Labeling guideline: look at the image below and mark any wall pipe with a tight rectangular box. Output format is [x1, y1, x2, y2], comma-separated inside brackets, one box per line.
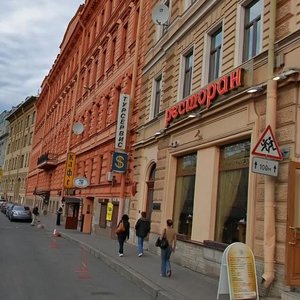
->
[262, 0, 277, 288]
[118, 0, 145, 221]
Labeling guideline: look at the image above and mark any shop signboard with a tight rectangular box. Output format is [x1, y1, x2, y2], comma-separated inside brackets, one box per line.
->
[112, 151, 128, 173]
[217, 242, 259, 300]
[64, 152, 76, 189]
[106, 202, 113, 221]
[115, 94, 130, 150]
[73, 176, 90, 188]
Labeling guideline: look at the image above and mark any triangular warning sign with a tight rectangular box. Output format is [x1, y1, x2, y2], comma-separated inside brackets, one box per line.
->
[252, 125, 283, 160]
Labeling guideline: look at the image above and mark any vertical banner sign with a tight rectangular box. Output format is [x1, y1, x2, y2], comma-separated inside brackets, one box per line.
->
[64, 152, 76, 189]
[106, 202, 113, 221]
[115, 94, 130, 150]
[217, 242, 259, 300]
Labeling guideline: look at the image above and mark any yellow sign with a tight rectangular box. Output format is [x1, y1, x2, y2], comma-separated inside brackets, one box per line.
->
[106, 202, 113, 221]
[64, 152, 76, 188]
[217, 242, 258, 300]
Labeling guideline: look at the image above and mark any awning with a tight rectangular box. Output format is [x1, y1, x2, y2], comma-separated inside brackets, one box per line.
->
[63, 197, 82, 204]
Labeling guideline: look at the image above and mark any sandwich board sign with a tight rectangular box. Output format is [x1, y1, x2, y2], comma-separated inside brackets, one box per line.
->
[251, 125, 282, 160]
[217, 242, 259, 300]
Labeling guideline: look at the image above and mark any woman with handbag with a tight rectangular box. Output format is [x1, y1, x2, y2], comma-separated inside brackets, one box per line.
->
[116, 214, 130, 257]
[160, 219, 176, 277]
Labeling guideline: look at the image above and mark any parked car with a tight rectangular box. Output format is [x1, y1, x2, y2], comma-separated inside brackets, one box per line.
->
[9, 205, 32, 222]
[1, 201, 7, 214]
[5, 203, 15, 217]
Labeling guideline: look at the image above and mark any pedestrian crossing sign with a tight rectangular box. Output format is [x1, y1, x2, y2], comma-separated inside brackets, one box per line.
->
[251, 125, 283, 160]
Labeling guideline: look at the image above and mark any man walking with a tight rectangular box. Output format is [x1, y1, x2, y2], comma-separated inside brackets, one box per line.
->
[135, 211, 151, 257]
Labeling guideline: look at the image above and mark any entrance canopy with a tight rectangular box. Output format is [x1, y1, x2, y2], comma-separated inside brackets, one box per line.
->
[63, 197, 82, 204]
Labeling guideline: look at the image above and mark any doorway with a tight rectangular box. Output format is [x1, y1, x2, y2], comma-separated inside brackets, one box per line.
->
[286, 161, 300, 285]
[82, 197, 94, 234]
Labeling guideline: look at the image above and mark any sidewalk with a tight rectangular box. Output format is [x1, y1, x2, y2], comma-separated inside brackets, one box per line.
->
[38, 213, 219, 300]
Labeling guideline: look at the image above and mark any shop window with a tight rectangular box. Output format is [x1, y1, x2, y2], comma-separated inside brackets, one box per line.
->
[215, 140, 250, 244]
[173, 153, 197, 240]
[243, 0, 262, 61]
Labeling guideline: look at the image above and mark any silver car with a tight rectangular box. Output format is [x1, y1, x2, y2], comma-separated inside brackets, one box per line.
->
[9, 205, 32, 222]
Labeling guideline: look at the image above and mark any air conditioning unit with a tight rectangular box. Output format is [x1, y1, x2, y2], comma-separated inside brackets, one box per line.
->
[106, 171, 113, 182]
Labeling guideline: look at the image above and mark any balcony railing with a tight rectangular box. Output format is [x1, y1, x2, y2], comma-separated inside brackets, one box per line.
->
[37, 153, 58, 170]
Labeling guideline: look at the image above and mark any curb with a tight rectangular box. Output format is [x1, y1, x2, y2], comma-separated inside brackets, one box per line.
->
[60, 232, 172, 300]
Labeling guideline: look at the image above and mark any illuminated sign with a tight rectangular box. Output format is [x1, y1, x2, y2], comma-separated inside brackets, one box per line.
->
[64, 152, 76, 189]
[165, 68, 243, 127]
[115, 94, 130, 150]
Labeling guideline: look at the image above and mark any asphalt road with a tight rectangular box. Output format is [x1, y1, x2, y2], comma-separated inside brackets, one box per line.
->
[0, 212, 153, 300]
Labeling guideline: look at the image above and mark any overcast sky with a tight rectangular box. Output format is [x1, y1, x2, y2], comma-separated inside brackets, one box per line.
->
[0, 0, 84, 113]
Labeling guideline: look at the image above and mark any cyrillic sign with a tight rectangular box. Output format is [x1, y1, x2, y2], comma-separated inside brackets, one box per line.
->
[165, 68, 243, 127]
[115, 94, 130, 150]
[64, 152, 76, 189]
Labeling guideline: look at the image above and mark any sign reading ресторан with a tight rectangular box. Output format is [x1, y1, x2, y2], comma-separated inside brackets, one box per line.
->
[115, 94, 130, 150]
[165, 68, 243, 127]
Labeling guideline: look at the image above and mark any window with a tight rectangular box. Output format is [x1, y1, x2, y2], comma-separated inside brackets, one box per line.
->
[173, 153, 197, 240]
[162, 0, 170, 35]
[243, 0, 262, 61]
[208, 27, 222, 82]
[152, 75, 162, 118]
[215, 140, 250, 244]
[182, 49, 194, 98]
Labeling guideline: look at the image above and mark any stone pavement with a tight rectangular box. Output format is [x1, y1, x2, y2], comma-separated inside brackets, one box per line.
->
[38, 213, 220, 300]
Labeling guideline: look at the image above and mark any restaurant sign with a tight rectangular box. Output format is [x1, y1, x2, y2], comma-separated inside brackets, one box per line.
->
[165, 68, 243, 127]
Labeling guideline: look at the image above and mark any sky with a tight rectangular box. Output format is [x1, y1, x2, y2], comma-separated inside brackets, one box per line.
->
[0, 0, 84, 112]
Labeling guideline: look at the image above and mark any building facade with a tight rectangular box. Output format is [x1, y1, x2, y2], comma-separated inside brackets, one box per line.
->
[26, 0, 147, 236]
[0, 110, 11, 196]
[132, 0, 300, 298]
[2, 97, 36, 203]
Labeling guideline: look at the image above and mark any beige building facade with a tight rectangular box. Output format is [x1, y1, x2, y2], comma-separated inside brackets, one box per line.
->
[1, 96, 36, 204]
[132, 0, 300, 298]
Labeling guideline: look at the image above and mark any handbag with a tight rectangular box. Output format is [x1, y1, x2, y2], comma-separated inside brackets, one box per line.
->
[155, 229, 169, 249]
[115, 221, 126, 234]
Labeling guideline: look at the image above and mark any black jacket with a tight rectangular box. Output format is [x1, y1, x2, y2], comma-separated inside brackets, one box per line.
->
[135, 217, 150, 238]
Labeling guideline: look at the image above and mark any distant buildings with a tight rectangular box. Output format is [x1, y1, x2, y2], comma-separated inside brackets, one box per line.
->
[1, 96, 36, 203]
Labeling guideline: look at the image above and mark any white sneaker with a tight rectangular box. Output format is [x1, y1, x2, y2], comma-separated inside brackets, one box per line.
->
[138, 253, 143, 257]
[119, 253, 123, 257]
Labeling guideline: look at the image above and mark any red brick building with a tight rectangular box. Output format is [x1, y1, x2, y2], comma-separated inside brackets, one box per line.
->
[26, 0, 148, 236]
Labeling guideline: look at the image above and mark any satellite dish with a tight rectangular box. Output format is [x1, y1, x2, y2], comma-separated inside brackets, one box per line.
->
[72, 122, 84, 135]
[152, 4, 169, 25]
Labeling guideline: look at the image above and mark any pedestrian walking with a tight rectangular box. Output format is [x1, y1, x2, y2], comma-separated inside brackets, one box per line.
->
[160, 219, 176, 277]
[115, 214, 130, 257]
[31, 206, 39, 226]
[135, 211, 150, 257]
[56, 206, 63, 226]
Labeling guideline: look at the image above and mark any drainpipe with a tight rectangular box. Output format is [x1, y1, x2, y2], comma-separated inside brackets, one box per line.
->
[262, 0, 277, 288]
[62, 14, 86, 201]
[34, 82, 51, 208]
[118, 0, 145, 221]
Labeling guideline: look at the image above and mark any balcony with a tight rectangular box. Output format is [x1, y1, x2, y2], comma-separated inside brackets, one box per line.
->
[37, 153, 58, 170]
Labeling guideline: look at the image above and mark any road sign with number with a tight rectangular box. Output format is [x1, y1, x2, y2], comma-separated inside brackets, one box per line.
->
[251, 157, 279, 177]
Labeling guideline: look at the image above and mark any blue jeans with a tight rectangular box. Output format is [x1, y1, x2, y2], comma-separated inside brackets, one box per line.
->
[160, 246, 172, 277]
[137, 236, 144, 254]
